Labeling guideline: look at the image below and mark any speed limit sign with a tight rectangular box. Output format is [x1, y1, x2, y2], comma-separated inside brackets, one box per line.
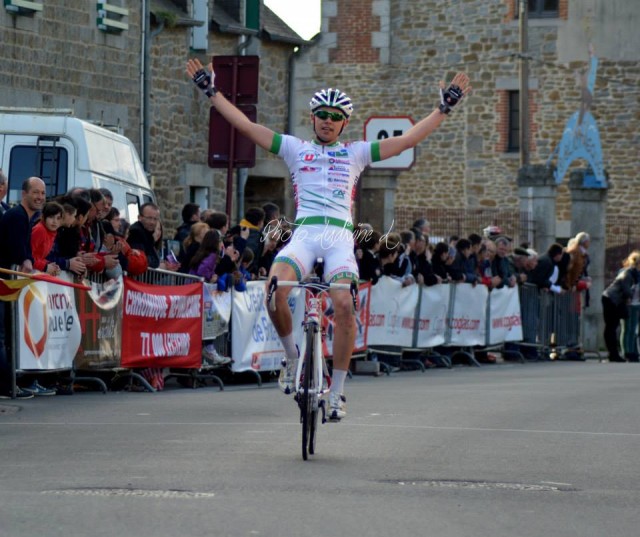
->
[364, 116, 415, 169]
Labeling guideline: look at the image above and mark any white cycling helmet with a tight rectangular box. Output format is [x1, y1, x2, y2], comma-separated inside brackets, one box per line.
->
[309, 88, 354, 119]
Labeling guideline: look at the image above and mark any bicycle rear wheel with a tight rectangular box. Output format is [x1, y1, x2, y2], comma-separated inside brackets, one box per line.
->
[301, 326, 317, 460]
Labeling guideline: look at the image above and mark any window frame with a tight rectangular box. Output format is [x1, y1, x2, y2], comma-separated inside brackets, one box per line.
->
[507, 90, 520, 153]
[7, 144, 69, 202]
[515, 0, 559, 19]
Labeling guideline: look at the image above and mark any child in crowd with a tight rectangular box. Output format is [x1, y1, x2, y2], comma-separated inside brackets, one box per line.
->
[431, 242, 453, 282]
[189, 229, 223, 282]
[257, 228, 278, 278]
[153, 219, 179, 272]
[46, 197, 88, 276]
[104, 206, 122, 236]
[31, 201, 65, 275]
[449, 238, 475, 283]
[62, 202, 78, 228]
[217, 247, 252, 292]
[238, 248, 254, 283]
[179, 222, 209, 273]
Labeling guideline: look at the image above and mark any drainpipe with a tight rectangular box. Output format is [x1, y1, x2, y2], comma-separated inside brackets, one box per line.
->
[140, 0, 149, 172]
[284, 35, 320, 216]
[287, 34, 321, 135]
[236, 33, 251, 221]
[141, 1, 165, 174]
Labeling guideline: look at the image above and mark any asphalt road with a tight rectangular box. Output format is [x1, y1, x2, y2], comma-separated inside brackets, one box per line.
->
[1, 360, 639, 537]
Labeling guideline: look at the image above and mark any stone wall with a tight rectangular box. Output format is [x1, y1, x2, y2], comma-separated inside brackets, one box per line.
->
[152, 33, 294, 226]
[293, 0, 640, 245]
[149, 31, 239, 226]
[0, 1, 298, 232]
[2, 0, 638, 241]
[0, 0, 141, 142]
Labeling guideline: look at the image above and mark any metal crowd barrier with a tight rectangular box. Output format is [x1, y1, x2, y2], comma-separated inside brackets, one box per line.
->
[443, 283, 483, 366]
[5, 267, 108, 398]
[74, 269, 152, 392]
[518, 283, 583, 359]
[129, 268, 226, 391]
[367, 282, 585, 371]
[130, 267, 203, 286]
[366, 283, 461, 372]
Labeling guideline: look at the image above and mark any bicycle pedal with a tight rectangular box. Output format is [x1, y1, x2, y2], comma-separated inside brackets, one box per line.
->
[319, 400, 327, 423]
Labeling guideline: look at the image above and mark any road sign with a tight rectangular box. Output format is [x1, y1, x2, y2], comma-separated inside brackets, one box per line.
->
[208, 55, 260, 216]
[208, 105, 256, 169]
[212, 55, 259, 104]
[364, 116, 415, 169]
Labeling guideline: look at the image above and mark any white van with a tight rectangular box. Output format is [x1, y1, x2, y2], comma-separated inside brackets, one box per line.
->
[0, 107, 155, 223]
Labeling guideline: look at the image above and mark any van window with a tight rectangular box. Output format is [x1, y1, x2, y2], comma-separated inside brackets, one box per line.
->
[126, 193, 140, 224]
[7, 145, 68, 202]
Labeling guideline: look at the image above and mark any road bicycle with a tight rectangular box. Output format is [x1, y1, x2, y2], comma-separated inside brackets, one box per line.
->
[267, 270, 357, 460]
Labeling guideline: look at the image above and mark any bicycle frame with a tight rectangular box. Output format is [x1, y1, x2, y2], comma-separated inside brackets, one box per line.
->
[267, 275, 357, 460]
[270, 279, 349, 395]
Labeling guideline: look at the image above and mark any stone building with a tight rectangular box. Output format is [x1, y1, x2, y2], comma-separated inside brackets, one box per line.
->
[1, 0, 638, 248]
[289, 0, 639, 244]
[0, 0, 306, 228]
[1, 0, 638, 351]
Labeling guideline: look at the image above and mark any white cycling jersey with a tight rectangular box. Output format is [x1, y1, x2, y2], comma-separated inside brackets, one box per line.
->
[270, 134, 381, 229]
[269, 133, 382, 281]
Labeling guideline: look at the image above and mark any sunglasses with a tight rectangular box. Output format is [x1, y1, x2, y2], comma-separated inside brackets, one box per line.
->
[313, 110, 345, 122]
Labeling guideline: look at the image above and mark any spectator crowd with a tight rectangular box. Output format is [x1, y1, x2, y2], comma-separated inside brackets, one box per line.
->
[0, 170, 635, 398]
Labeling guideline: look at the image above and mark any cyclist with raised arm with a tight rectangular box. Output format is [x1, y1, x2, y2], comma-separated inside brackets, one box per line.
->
[186, 58, 470, 421]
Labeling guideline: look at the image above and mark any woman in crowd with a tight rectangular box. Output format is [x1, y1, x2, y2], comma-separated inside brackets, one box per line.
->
[356, 229, 381, 284]
[378, 232, 402, 278]
[601, 250, 640, 363]
[431, 242, 452, 282]
[566, 231, 592, 292]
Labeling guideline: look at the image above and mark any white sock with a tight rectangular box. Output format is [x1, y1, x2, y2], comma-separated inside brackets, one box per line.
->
[331, 369, 348, 395]
[281, 334, 298, 363]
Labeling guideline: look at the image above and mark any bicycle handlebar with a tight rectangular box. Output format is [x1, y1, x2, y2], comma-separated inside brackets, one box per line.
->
[266, 276, 358, 312]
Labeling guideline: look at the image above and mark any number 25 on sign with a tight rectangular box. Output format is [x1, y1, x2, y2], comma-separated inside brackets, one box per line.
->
[364, 116, 415, 170]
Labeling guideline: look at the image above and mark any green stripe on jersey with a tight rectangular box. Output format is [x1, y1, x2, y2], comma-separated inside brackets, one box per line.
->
[371, 141, 381, 162]
[270, 133, 283, 154]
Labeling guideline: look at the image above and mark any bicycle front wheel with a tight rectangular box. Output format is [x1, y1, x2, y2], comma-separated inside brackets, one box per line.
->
[301, 325, 317, 461]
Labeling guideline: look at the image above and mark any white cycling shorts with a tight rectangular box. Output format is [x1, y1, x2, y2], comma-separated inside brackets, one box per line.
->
[273, 224, 358, 282]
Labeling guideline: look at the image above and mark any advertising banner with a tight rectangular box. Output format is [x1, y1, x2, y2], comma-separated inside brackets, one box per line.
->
[487, 286, 523, 344]
[367, 276, 419, 347]
[120, 277, 203, 368]
[447, 283, 488, 346]
[231, 281, 305, 372]
[17, 272, 81, 370]
[416, 284, 449, 348]
[202, 283, 231, 339]
[74, 277, 123, 369]
[322, 282, 371, 357]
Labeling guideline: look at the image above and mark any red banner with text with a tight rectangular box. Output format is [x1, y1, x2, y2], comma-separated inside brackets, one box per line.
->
[121, 277, 203, 368]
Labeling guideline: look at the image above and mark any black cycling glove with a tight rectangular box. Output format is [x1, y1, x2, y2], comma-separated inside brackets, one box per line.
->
[192, 68, 217, 98]
[438, 84, 464, 114]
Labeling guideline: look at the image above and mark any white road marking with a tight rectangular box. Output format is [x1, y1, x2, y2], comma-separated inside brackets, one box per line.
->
[2, 421, 639, 437]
